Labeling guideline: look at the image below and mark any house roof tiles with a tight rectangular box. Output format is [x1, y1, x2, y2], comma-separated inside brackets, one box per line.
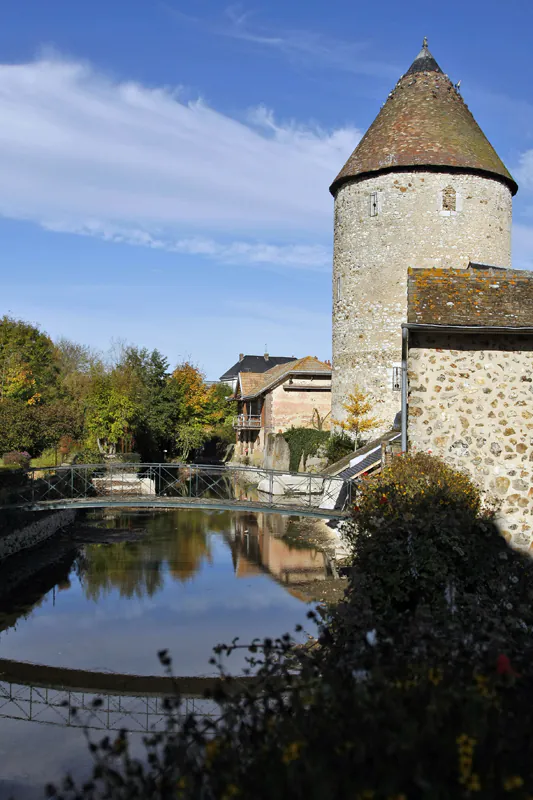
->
[220, 355, 294, 381]
[330, 41, 517, 196]
[237, 356, 331, 399]
[407, 266, 533, 327]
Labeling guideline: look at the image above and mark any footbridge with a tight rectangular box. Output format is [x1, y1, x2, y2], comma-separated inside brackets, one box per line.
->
[3, 463, 352, 519]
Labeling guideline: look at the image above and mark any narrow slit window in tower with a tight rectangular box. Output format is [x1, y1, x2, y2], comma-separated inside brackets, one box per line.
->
[370, 192, 379, 216]
[392, 366, 402, 392]
[442, 186, 457, 212]
[336, 275, 342, 301]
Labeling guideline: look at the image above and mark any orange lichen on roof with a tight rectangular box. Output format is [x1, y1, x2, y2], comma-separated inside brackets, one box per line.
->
[407, 267, 533, 327]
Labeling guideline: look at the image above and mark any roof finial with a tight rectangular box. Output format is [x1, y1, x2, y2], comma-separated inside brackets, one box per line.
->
[423, 36, 428, 49]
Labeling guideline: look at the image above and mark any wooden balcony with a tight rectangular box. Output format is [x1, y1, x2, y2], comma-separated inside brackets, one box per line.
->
[233, 414, 262, 430]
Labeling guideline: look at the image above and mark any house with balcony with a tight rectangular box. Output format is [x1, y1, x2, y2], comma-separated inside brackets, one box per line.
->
[232, 356, 332, 464]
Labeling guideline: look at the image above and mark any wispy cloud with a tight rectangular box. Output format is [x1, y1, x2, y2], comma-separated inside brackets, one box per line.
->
[513, 222, 533, 270]
[221, 4, 399, 79]
[0, 55, 359, 269]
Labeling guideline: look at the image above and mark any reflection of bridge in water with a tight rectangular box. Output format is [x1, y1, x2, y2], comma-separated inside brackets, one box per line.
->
[3, 463, 351, 519]
[0, 659, 252, 733]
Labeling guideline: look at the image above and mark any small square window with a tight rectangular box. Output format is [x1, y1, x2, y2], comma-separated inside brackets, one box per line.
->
[370, 192, 379, 217]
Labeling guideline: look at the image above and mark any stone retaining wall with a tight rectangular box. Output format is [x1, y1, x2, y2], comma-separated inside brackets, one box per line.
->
[0, 510, 77, 561]
[407, 331, 533, 550]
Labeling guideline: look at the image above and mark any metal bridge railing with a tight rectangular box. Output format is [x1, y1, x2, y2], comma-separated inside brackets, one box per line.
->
[8, 463, 352, 517]
[0, 680, 219, 733]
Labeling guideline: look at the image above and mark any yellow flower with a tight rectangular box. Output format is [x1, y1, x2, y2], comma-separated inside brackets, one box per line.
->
[282, 741, 304, 764]
[222, 785, 240, 799]
[428, 668, 443, 686]
[466, 773, 481, 792]
[205, 738, 221, 765]
[503, 776, 524, 791]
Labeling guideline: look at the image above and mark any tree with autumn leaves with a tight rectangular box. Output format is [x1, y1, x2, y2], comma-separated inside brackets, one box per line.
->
[0, 316, 235, 463]
[333, 385, 382, 446]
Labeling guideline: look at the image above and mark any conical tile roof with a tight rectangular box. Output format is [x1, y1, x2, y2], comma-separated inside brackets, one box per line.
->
[330, 40, 517, 196]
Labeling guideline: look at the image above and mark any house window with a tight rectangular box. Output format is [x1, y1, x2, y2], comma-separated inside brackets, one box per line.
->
[370, 192, 379, 217]
[392, 365, 402, 392]
[335, 275, 342, 301]
[442, 186, 457, 213]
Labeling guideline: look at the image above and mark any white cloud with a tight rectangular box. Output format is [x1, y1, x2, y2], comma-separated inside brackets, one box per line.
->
[0, 56, 359, 268]
[515, 149, 533, 191]
[513, 223, 533, 270]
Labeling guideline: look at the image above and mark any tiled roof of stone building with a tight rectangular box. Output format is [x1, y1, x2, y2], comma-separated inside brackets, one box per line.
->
[407, 266, 533, 327]
[238, 356, 331, 399]
[330, 40, 517, 196]
[220, 354, 295, 381]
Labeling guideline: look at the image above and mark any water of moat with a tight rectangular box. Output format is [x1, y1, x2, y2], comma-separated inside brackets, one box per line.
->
[0, 508, 329, 798]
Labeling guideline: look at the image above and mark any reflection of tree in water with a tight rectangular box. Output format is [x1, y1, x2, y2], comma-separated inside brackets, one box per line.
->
[78, 510, 231, 601]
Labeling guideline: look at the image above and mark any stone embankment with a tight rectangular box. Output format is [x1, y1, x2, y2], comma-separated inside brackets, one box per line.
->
[0, 510, 77, 561]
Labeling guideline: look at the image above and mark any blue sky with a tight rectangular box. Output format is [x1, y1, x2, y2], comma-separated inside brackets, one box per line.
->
[1, 0, 532, 379]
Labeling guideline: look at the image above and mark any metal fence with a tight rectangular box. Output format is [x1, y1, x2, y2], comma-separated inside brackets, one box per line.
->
[6, 463, 351, 517]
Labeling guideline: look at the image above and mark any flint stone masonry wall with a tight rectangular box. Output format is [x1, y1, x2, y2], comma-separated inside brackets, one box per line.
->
[0, 510, 77, 561]
[332, 171, 512, 431]
[407, 331, 533, 550]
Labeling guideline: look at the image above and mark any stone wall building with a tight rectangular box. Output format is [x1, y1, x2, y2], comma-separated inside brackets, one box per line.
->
[405, 267, 533, 550]
[330, 39, 517, 431]
[232, 356, 332, 465]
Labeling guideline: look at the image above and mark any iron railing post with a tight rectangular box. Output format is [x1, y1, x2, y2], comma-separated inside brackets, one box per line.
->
[308, 474, 312, 508]
[188, 465, 192, 498]
[70, 466, 74, 499]
[269, 470, 273, 506]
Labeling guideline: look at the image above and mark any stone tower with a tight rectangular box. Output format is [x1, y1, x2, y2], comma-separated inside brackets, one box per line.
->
[330, 39, 518, 429]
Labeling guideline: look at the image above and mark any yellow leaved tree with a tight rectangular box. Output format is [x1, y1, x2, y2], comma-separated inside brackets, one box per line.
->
[333, 386, 382, 447]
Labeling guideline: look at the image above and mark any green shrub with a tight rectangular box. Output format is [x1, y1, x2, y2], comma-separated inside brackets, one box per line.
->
[112, 452, 142, 463]
[283, 427, 329, 471]
[325, 432, 354, 464]
[30, 447, 59, 468]
[353, 451, 481, 524]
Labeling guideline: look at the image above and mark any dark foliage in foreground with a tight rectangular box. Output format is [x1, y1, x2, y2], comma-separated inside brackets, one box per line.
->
[45, 455, 533, 799]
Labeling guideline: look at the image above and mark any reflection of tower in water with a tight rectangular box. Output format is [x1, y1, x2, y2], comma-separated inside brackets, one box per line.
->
[229, 513, 328, 585]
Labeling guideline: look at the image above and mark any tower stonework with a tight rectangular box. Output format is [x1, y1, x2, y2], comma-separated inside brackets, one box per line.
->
[330, 41, 517, 430]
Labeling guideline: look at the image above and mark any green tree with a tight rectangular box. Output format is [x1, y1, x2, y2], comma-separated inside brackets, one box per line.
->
[85, 377, 141, 456]
[175, 423, 207, 461]
[0, 316, 58, 403]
